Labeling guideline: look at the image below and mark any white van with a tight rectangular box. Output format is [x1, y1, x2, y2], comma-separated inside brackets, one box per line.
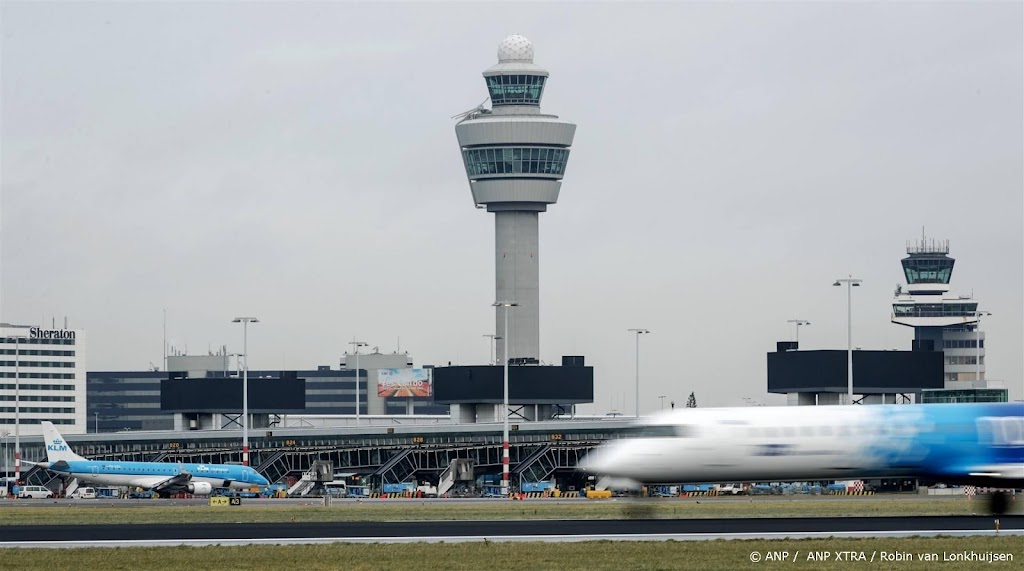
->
[70, 487, 97, 499]
[18, 485, 54, 499]
[716, 483, 745, 495]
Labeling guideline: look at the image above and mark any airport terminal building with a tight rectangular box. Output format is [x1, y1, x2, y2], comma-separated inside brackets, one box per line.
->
[87, 350, 448, 433]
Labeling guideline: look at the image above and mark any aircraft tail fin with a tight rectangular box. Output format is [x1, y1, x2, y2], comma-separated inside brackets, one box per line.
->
[41, 421, 86, 463]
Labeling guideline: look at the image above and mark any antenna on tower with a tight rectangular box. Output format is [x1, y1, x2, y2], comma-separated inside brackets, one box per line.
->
[451, 97, 490, 121]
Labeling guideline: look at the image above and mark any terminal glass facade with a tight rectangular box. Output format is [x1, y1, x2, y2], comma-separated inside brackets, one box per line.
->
[89, 372, 171, 432]
[463, 147, 569, 177]
[485, 74, 546, 105]
[920, 389, 1007, 403]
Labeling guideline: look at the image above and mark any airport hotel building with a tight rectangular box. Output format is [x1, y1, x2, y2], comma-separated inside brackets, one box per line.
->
[0, 325, 87, 436]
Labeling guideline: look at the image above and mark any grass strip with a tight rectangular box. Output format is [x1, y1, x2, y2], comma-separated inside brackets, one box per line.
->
[0, 536, 1020, 571]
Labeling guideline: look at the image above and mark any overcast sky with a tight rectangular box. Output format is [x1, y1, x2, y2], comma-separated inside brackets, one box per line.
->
[2, 2, 1021, 411]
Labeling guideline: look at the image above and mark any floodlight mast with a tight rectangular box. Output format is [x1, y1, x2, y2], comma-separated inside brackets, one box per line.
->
[832, 277, 861, 404]
[231, 317, 259, 465]
[493, 301, 518, 498]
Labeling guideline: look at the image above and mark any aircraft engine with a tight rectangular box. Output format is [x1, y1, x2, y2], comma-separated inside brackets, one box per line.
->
[187, 482, 213, 496]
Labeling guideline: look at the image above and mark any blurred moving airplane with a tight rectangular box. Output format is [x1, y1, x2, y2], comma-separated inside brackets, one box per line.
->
[579, 402, 1023, 513]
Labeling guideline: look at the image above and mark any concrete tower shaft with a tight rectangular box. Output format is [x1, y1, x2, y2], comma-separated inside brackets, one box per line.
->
[495, 211, 539, 361]
[455, 35, 576, 363]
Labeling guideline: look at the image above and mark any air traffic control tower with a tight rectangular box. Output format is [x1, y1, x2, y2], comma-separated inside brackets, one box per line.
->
[891, 235, 995, 391]
[455, 35, 576, 363]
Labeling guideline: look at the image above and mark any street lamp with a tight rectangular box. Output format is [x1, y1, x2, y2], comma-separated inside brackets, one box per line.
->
[231, 317, 259, 466]
[492, 300, 518, 498]
[349, 340, 368, 424]
[2, 430, 9, 480]
[975, 311, 992, 382]
[483, 334, 502, 365]
[13, 332, 26, 483]
[833, 276, 862, 404]
[658, 395, 667, 411]
[786, 319, 811, 348]
[627, 329, 650, 417]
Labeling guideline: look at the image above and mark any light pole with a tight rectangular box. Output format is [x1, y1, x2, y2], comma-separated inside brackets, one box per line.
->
[658, 395, 667, 411]
[94, 412, 99, 434]
[786, 319, 811, 348]
[975, 311, 991, 382]
[231, 317, 259, 466]
[483, 334, 501, 365]
[627, 329, 650, 417]
[349, 340, 367, 424]
[833, 276, 861, 404]
[13, 333, 26, 483]
[2, 430, 8, 480]
[493, 301, 518, 498]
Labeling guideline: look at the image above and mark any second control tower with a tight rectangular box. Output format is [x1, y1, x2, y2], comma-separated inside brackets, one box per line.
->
[455, 35, 576, 363]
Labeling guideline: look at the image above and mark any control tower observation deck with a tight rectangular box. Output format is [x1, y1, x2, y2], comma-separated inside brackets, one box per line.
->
[455, 35, 576, 362]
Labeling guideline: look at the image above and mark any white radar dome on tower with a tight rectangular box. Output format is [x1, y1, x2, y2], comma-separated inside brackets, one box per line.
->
[497, 34, 534, 63]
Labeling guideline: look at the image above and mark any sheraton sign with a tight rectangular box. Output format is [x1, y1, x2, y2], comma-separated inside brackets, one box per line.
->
[29, 328, 76, 340]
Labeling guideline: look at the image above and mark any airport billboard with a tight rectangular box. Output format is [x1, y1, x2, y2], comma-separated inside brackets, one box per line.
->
[377, 368, 433, 398]
[432, 365, 594, 404]
[161, 376, 306, 412]
[767, 349, 944, 394]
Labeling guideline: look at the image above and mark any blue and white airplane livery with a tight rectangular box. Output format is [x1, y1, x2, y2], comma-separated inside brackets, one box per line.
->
[580, 402, 1023, 496]
[35, 421, 270, 496]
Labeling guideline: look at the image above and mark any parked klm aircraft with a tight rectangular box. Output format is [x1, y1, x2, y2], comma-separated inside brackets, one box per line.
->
[579, 402, 1024, 513]
[32, 421, 269, 496]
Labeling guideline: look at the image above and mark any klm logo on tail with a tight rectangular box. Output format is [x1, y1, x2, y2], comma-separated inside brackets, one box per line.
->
[47, 439, 69, 453]
[41, 421, 84, 463]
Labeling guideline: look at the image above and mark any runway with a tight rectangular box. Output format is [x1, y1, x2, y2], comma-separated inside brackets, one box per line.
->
[1, 516, 1021, 547]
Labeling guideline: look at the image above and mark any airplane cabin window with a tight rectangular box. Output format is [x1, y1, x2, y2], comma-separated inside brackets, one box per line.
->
[626, 425, 680, 438]
[674, 425, 695, 438]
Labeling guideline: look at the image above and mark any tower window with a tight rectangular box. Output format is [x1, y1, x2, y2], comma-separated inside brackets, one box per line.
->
[485, 75, 547, 105]
[463, 146, 570, 179]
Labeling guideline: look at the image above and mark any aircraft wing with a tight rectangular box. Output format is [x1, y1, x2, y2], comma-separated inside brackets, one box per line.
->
[126, 472, 193, 493]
